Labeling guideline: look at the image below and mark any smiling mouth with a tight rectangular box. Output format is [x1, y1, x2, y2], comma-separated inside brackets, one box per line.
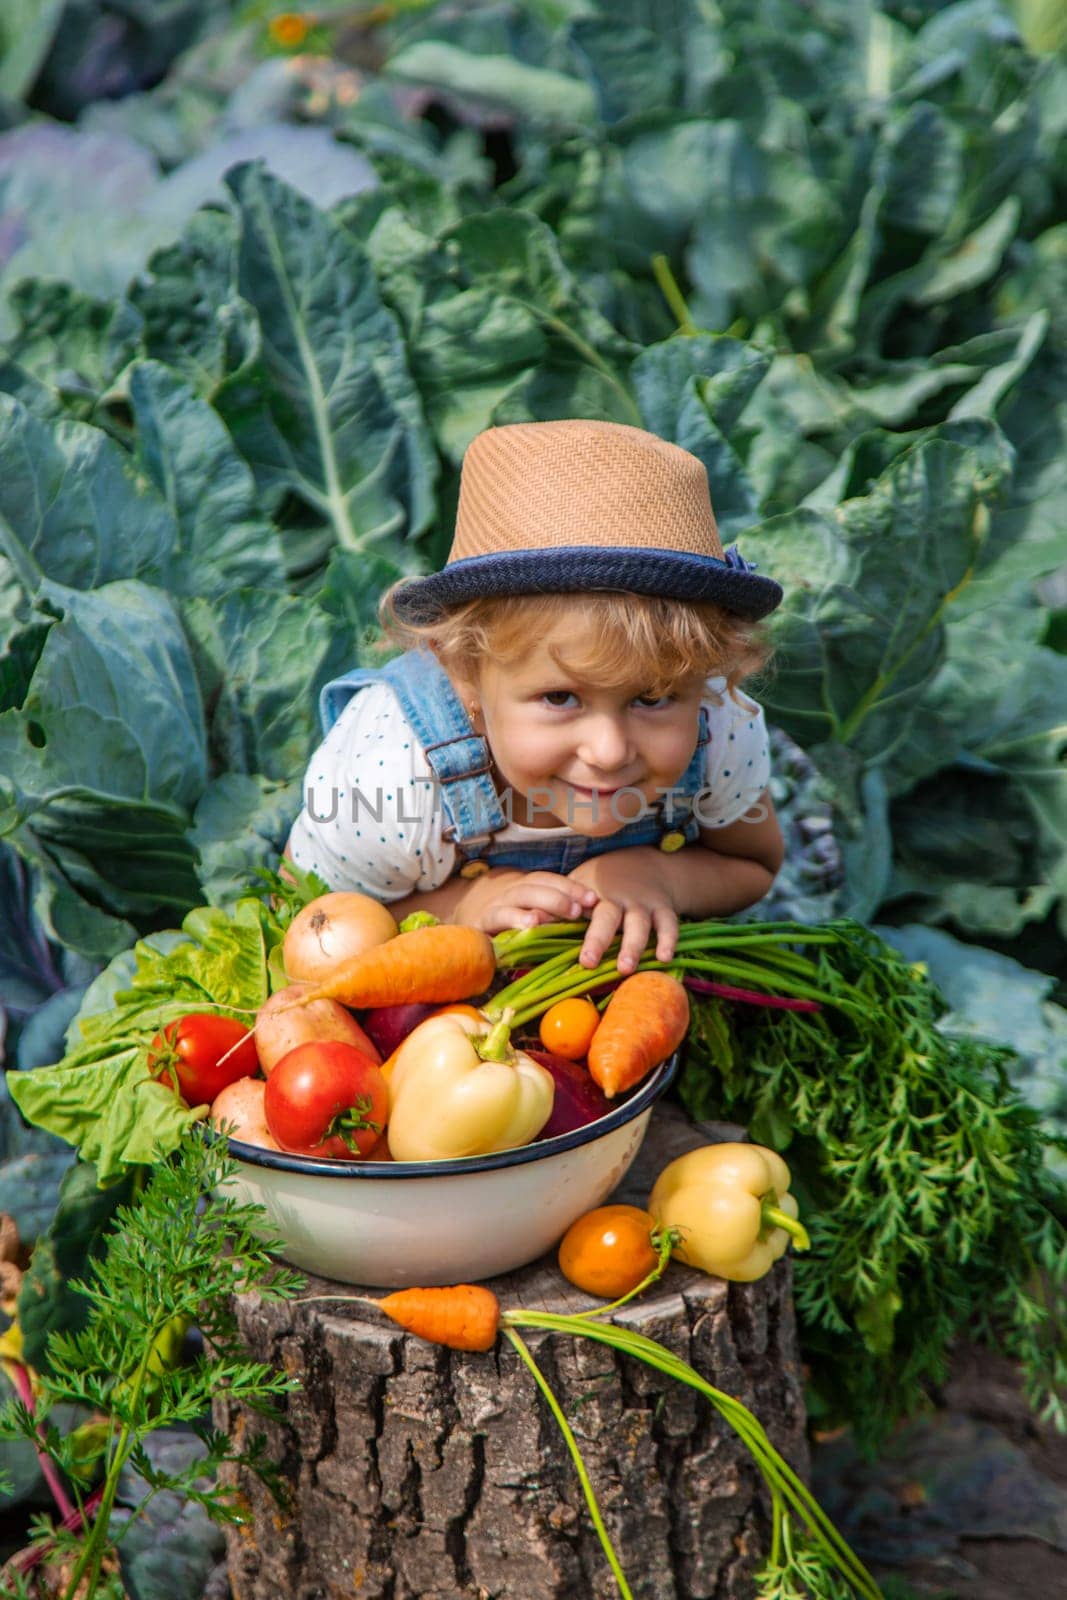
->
[566, 782, 632, 796]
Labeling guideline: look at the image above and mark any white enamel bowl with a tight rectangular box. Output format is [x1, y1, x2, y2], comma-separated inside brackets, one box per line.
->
[219, 1053, 679, 1287]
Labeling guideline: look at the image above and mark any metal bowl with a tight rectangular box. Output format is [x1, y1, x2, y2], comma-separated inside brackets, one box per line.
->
[220, 1052, 679, 1287]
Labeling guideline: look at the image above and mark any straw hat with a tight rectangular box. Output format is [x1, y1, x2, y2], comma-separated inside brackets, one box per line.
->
[389, 420, 782, 623]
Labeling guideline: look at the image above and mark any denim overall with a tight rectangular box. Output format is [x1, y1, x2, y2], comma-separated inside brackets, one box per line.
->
[319, 649, 710, 877]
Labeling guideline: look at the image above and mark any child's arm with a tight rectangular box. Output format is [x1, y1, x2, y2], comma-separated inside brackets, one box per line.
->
[568, 791, 785, 972]
[682, 797, 786, 914]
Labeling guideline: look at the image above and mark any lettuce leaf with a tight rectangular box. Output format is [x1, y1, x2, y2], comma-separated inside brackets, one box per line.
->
[7, 896, 283, 1182]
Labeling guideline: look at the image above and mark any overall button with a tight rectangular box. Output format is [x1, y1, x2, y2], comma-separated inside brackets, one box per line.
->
[459, 859, 491, 878]
[659, 830, 687, 853]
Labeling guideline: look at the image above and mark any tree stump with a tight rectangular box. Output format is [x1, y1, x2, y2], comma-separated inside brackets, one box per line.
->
[216, 1105, 808, 1600]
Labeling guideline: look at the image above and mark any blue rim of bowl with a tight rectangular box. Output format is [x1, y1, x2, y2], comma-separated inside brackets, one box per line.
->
[220, 1049, 680, 1179]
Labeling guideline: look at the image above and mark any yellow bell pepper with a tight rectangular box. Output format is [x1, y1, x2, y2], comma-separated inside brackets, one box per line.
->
[387, 1008, 554, 1162]
[648, 1143, 810, 1282]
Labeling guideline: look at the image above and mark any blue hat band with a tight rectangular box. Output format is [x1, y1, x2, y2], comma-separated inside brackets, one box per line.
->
[391, 547, 782, 624]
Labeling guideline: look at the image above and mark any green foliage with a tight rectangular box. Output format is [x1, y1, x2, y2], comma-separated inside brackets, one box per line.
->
[17, 1159, 137, 1372]
[878, 922, 1067, 1171]
[217, 162, 439, 548]
[678, 924, 1067, 1450]
[0, 0, 66, 102]
[756, 1521, 857, 1600]
[8, 896, 284, 1180]
[0, 1127, 303, 1598]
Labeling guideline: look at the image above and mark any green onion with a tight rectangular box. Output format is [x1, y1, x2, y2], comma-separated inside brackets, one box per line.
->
[488, 918, 863, 1028]
[502, 1308, 883, 1600]
[504, 1328, 636, 1600]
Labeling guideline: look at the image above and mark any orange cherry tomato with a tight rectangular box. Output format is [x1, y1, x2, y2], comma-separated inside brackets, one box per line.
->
[539, 997, 601, 1061]
[558, 1205, 660, 1299]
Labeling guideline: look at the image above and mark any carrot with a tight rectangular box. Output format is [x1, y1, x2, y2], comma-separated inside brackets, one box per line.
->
[587, 972, 690, 1099]
[296, 925, 497, 1010]
[376, 1285, 501, 1351]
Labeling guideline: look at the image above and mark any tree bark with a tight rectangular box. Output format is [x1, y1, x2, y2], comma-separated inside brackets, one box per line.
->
[216, 1105, 808, 1600]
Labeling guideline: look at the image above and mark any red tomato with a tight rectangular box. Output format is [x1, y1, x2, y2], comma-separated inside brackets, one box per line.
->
[149, 1014, 260, 1107]
[558, 1205, 660, 1298]
[264, 1041, 389, 1158]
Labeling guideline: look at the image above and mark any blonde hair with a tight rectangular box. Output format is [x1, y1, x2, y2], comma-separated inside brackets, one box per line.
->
[375, 587, 773, 703]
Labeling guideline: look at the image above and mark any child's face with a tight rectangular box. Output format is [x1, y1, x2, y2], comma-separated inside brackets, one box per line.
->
[469, 628, 706, 833]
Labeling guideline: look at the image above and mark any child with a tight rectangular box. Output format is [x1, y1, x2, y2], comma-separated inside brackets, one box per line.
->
[286, 419, 785, 975]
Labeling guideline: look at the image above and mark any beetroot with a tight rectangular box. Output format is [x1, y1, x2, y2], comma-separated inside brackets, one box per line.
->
[528, 1049, 613, 1140]
[360, 1002, 437, 1058]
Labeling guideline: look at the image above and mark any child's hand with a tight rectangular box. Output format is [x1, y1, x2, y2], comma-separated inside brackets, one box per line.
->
[456, 867, 599, 935]
[567, 849, 681, 974]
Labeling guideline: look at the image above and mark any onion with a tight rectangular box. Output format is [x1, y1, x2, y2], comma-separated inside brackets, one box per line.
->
[255, 983, 382, 1074]
[360, 1002, 438, 1059]
[210, 1077, 279, 1151]
[283, 891, 398, 983]
[527, 1049, 613, 1140]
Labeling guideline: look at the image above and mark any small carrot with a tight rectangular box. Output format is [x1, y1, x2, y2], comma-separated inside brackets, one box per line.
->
[377, 1285, 501, 1351]
[295, 925, 496, 1010]
[587, 972, 690, 1099]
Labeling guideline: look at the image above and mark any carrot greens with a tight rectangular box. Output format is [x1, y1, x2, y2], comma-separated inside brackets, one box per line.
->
[678, 924, 1067, 1450]
[0, 1130, 304, 1598]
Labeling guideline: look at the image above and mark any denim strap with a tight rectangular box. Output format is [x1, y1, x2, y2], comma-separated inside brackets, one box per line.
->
[318, 651, 506, 846]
